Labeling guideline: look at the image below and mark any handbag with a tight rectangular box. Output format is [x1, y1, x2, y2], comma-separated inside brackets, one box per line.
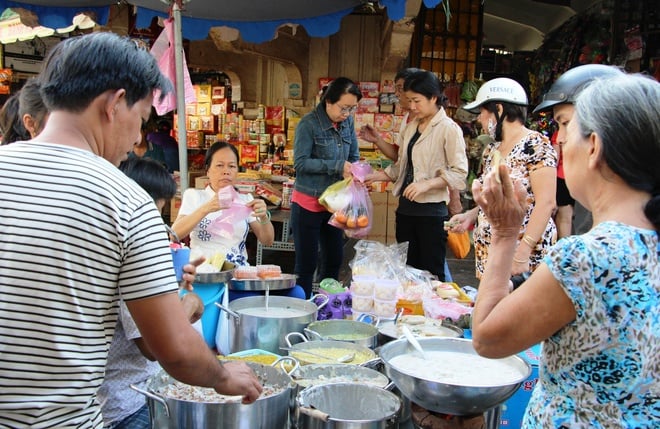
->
[447, 230, 471, 259]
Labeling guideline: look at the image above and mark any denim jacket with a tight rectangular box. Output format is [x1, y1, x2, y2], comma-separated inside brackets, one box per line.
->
[293, 103, 360, 197]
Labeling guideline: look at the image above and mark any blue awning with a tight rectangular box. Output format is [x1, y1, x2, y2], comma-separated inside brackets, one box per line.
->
[0, 1, 442, 44]
[133, 0, 441, 43]
[0, 0, 110, 29]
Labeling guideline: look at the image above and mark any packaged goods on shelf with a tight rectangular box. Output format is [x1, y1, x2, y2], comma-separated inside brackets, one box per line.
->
[196, 103, 211, 116]
[195, 84, 212, 103]
[358, 81, 380, 98]
[358, 97, 379, 113]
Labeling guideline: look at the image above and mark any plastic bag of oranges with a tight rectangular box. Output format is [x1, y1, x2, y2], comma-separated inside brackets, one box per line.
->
[327, 162, 374, 238]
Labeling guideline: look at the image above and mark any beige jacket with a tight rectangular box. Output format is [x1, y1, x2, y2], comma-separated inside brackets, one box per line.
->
[385, 108, 468, 203]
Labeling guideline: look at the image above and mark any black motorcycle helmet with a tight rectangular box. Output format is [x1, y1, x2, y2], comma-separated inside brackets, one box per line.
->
[532, 64, 624, 114]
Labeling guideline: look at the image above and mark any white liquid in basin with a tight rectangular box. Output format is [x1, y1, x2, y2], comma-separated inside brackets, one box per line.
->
[389, 351, 524, 386]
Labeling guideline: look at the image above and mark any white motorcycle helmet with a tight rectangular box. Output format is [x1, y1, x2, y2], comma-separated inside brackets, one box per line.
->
[462, 77, 528, 113]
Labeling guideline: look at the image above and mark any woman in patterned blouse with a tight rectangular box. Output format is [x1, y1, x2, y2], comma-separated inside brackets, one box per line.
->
[471, 73, 659, 427]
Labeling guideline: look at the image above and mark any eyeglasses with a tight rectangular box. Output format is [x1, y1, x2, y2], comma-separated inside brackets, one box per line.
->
[338, 105, 358, 115]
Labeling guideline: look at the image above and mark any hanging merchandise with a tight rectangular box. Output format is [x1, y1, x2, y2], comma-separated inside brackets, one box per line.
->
[460, 80, 479, 103]
[151, 17, 197, 115]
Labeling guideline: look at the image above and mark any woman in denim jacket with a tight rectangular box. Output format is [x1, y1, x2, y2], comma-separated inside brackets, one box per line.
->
[291, 77, 362, 297]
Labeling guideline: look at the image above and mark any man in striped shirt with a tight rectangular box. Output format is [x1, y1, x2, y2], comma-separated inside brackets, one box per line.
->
[0, 32, 261, 428]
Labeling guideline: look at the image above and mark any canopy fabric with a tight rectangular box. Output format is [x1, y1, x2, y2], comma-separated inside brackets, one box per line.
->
[133, 0, 441, 43]
[0, 1, 442, 43]
[0, 6, 101, 43]
[0, 1, 109, 33]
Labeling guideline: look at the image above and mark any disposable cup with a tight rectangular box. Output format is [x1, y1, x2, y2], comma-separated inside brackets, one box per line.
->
[170, 247, 191, 282]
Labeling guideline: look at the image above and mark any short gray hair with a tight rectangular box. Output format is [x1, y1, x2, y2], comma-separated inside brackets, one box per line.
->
[575, 73, 660, 229]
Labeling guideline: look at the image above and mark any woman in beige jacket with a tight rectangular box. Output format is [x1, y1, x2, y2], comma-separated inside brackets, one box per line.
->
[367, 70, 468, 280]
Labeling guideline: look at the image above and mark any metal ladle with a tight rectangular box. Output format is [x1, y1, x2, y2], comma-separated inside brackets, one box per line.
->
[280, 347, 355, 363]
[401, 325, 427, 360]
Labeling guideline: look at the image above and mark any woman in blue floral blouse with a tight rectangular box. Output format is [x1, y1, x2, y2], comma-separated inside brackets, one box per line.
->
[470, 73, 659, 427]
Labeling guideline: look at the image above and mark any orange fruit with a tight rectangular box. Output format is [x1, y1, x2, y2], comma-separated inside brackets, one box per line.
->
[357, 215, 369, 227]
[346, 216, 357, 228]
[334, 211, 347, 224]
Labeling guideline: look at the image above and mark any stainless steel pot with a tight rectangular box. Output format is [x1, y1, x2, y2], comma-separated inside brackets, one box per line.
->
[379, 337, 531, 416]
[284, 332, 378, 367]
[296, 383, 400, 429]
[376, 318, 463, 345]
[130, 357, 297, 429]
[217, 294, 328, 354]
[291, 363, 390, 390]
[290, 362, 393, 424]
[304, 319, 379, 349]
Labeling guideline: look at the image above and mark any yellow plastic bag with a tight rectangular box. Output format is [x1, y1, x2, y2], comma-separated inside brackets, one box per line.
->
[318, 178, 351, 213]
[447, 231, 471, 259]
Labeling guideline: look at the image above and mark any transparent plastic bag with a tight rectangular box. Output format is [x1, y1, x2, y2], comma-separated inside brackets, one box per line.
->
[327, 162, 374, 238]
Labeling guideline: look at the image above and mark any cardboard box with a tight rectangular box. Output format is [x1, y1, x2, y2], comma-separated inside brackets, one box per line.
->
[386, 194, 397, 244]
[170, 196, 182, 221]
[196, 84, 212, 103]
[239, 144, 258, 164]
[185, 103, 197, 116]
[266, 106, 285, 129]
[211, 101, 227, 115]
[199, 115, 216, 132]
[358, 97, 379, 113]
[185, 131, 204, 148]
[364, 191, 389, 243]
[374, 113, 394, 131]
[212, 85, 225, 100]
[359, 81, 380, 97]
[188, 170, 206, 189]
[195, 176, 209, 189]
[197, 102, 211, 116]
[354, 113, 374, 130]
[499, 343, 541, 427]
[188, 115, 200, 131]
[382, 79, 395, 93]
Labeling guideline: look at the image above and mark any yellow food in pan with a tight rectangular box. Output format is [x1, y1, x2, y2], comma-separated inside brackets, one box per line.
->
[220, 354, 279, 365]
[290, 348, 373, 365]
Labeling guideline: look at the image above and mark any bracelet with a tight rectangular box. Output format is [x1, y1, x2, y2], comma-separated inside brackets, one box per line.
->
[513, 257, 527, 264]
[258, 210, 271, 224]
[522, 234, 537, 248]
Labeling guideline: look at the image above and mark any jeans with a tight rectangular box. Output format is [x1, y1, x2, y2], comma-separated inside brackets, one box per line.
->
[290, 202, 344, 297]
[109, 404, 150, 429]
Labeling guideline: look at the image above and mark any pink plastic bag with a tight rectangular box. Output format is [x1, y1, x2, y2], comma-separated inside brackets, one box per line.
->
[328, 162, 374, 238]
[207, 187, 253, 239]
[150, 18, 197, 115]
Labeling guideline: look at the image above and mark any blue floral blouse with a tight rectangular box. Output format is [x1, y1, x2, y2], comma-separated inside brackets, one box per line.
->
[524, 222, 659, 428]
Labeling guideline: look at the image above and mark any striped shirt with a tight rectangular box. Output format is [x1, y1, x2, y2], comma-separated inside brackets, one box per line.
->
[0, 142, 178, 428]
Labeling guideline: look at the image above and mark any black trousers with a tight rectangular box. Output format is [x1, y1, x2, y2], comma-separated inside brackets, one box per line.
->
[395, 212, 448, 281]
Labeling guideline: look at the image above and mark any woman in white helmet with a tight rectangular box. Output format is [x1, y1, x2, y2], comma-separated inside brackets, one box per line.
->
[447, 77, 557, 279]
